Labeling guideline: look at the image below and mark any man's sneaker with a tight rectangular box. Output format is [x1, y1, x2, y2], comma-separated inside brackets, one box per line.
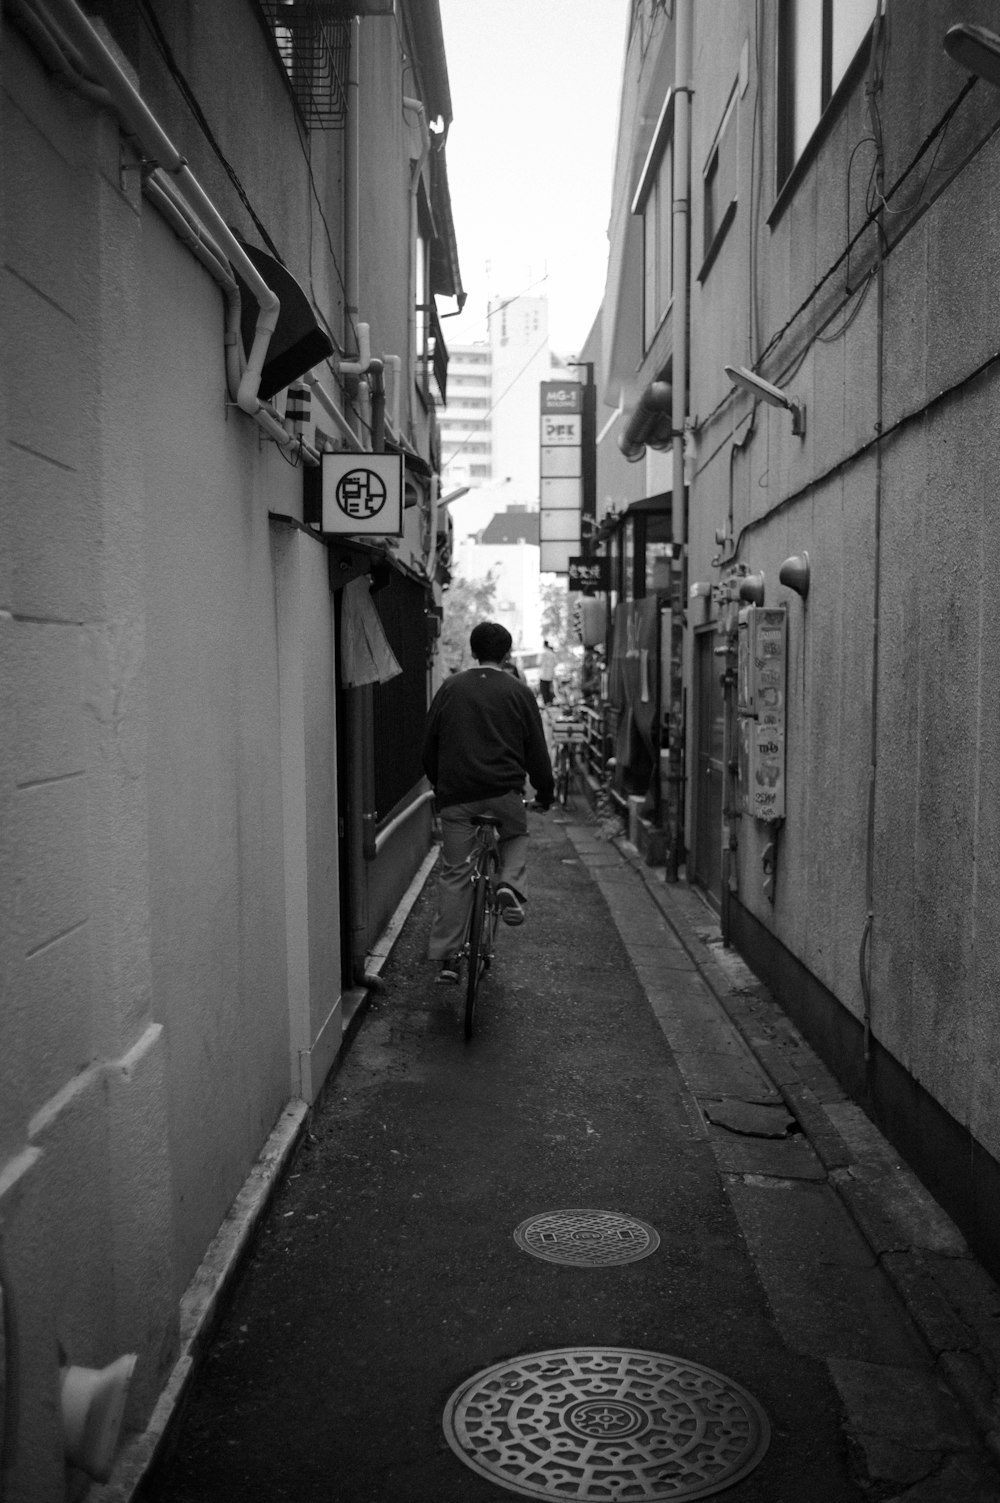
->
[436, 956, 460, 984]
[495, 886, 525, 927]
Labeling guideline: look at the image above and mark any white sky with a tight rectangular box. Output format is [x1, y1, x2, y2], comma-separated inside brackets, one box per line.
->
[437, 0, 629, 356]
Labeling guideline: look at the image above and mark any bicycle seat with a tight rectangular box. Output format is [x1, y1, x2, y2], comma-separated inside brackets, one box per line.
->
[470, 815, 501, 827]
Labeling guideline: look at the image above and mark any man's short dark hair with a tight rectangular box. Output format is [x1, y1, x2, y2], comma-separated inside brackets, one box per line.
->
[470, 621, 513, 664]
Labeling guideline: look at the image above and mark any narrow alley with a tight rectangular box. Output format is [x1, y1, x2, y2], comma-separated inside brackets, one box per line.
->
[137, 803, 1000, 1503]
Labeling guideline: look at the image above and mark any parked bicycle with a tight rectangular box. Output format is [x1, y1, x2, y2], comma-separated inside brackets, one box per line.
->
[550, 706, 587, 807]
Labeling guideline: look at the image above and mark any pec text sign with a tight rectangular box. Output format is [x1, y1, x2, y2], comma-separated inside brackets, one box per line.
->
[539, 381, 583, 575]
[321, 452, 404, 536]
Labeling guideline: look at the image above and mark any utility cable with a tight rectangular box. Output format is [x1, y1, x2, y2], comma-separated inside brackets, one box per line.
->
[135, 0, 283, 260]
[757, 71, 978, 368]
[441, 335, 551, 470]
[138, 0, 356, 357]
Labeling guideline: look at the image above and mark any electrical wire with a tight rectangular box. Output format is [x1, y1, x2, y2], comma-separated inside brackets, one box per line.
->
[696, 64, 989, 447]
[757, 71, 979, 369]
[748, 0, 763, 364]
[135, 0, 282, 260]
[138, 0, 355, 359]
[440, 335, 551, 470]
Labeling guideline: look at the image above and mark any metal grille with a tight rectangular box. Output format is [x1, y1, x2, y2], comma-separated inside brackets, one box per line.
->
[255, 2, 350, 128]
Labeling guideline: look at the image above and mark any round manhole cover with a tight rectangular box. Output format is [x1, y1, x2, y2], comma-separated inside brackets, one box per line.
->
[514, 1209, 660, 1267]
[443, 1347, 770, 1501]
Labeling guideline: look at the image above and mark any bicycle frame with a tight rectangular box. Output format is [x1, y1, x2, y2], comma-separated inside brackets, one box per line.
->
[463, 817, 501, 1039]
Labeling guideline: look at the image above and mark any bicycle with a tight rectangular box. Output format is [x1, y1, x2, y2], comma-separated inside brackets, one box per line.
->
[462, 815, 502, 1040]
[550, 707, 586, 808]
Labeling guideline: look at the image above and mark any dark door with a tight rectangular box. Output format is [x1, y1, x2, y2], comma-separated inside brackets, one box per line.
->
[691, 627, 724, 905]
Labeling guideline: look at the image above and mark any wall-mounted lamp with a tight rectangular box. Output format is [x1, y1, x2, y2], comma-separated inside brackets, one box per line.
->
[738, 571, 766, 606]
[943, 23, 1000, 86]
[779, 551, 810, 599]
[724, 365, 806, 437]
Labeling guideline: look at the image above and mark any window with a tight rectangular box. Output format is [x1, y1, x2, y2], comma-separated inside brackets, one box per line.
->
[632, 91, 675, 352]
[777, 0, 874, 186]
[701, 88, 737, 277]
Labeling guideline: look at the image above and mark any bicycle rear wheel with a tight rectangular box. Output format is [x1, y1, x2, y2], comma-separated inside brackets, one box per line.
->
[556, 746, 570, 806]
[465, 854, 499, 1040]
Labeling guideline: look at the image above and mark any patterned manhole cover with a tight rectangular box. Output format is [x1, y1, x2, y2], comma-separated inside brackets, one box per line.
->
[514, 1209, 660, 1266]
[443, 1347, 770, 1501]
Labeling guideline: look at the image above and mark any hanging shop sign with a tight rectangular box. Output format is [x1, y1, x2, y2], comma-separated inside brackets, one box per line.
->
[321, 452, 404, 537]
[539, 381, 583, 574]
[568, 556, 609, 592]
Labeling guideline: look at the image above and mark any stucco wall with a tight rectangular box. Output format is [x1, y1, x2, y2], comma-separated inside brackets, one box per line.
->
[2, 38, 177, 1493]
[271, 521, 344, 1103]
[141, 210, 297, 1287]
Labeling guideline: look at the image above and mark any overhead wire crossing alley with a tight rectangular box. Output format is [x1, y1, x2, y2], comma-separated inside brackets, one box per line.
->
[143, 799, 1000, 1503]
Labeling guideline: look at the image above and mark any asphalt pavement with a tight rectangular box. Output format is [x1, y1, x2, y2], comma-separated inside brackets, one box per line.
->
[136, 796, 1000, 1503]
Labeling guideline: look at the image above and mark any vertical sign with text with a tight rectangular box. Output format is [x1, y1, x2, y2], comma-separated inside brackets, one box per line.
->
[539, 381, 582, 574]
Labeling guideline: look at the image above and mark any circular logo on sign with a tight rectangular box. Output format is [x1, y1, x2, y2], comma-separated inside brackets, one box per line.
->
[335, 467, 387, 520]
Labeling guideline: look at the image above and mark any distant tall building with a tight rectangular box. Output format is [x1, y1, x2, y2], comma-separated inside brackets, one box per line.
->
[440, 293, 575, 652]
[438, 344, 493, 487]
[438, 293, 573, 503]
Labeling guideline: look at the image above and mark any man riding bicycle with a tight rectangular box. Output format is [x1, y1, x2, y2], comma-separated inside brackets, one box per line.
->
[422, 621, 555, 983]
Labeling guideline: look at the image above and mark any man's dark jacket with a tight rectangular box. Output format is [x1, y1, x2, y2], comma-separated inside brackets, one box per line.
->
[422, 666, 554, 809]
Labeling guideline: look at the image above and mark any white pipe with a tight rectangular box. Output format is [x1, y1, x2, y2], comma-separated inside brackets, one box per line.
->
[428, 472, 439, 577]
[404, 97, 431, 425]
[384, 353, 402, 433]
[11, 0, 109, 104]
[304, 374, 365, 452]
[373, 789, 435, 855]
[672, 0, 692, 549]
[35, 0, 323, 466]
[44, 0, 280, 420]
[338, 321, 372, 377]
[345, 18, 361, 355]
[144, 170, 236, 290]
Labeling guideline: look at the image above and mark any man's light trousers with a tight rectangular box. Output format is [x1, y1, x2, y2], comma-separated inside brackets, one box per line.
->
[427, 791, 529, 961]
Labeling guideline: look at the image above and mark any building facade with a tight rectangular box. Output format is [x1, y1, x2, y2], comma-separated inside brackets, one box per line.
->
[594, 0, 1000, 1282]
[0, 0, 461, 1493]
[437, 342, 493, 486]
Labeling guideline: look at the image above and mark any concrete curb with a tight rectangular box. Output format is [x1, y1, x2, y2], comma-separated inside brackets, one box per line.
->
[608, 834, 1000, 1471]
[89, 848, 440, 1503]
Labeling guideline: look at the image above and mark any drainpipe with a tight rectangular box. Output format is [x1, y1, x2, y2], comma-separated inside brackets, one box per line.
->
[428, 472, 439, 577]
[369, 359, 386, 453]
[7, 0, 109, 105]
[342, 18, 375, 983]
[303, 373, 364, 452]
[384, 353, 402, 436]
[404, 96, 431, 422]
[42, 0, 298, 450]
[344, 18, 361, 385]
[666, 0, 693, 881]
[40, 0, 319, 464]
[671, 0, 691, 554]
